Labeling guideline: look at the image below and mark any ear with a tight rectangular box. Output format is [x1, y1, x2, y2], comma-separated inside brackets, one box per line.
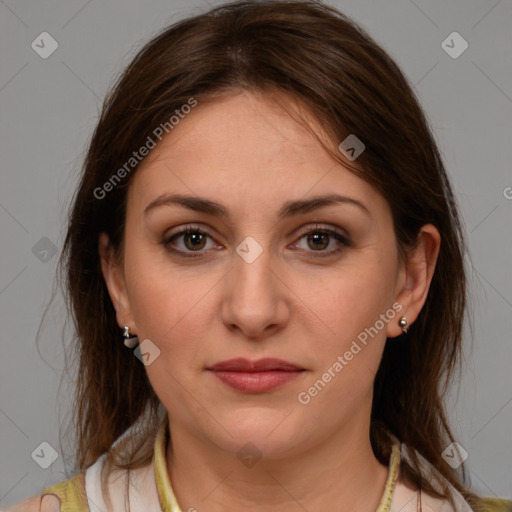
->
[98, 232, 136, 333]
[386, 224, 441, 338]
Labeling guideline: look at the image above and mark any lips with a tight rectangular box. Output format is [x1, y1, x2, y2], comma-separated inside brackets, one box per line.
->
[208, 358, 303, 372]
[207, 358, 305, 393]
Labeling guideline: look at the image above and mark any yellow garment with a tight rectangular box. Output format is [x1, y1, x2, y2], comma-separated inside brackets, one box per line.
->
[153, 416, 182, 512]
[41, 472, 87, 512]
[479, 501, 512, 512]
[41, 418, 511, 511]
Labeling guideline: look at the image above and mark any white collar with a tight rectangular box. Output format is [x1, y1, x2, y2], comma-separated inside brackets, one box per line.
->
[83, 440, 472, 511]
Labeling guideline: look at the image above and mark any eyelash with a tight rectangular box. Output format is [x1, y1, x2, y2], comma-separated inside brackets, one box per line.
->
[162, 224, 351, 259]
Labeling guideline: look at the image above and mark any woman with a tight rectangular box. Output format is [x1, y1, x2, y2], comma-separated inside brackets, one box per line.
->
[5, 1, 511, 511]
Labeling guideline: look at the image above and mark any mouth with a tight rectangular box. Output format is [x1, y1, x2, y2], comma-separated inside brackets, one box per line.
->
[207, 358, 306, 393]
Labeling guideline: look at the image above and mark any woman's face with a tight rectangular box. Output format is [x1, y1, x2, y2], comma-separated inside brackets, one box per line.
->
[103, 91, 414, 459]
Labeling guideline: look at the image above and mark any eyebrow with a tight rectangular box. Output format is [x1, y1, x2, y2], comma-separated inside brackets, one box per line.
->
[143, 193, 370, 219]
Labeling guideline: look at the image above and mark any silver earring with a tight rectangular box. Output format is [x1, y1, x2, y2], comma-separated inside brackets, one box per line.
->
[123, 326, 139, 348]
[398, 316, 408, 334]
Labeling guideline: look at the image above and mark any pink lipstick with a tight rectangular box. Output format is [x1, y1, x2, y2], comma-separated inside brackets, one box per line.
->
[207, 358, 305, 393]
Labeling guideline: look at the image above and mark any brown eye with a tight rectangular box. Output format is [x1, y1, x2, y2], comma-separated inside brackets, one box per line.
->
[306, 232, 330, 251]
[182, 231, 207, 251]
[293, 226, 351, 257]
[162, 225, 218, 258]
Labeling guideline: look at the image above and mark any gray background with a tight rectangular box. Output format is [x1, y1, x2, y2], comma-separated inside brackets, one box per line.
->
[1, 0, 511, 507]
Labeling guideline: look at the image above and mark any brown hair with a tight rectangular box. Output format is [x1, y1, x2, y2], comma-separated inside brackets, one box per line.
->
[59, 0, 477, 508]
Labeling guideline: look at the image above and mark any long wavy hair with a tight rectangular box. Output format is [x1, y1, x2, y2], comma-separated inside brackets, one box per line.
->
[58, 0, 477, 508]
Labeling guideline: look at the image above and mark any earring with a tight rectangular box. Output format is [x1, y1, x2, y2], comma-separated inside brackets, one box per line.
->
[123, 326, 139, 348]
[398, 316, 408, 334]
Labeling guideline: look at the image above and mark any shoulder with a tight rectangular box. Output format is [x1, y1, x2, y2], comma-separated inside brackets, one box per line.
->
[1, 472, 88, 512]
[477, 498, 512, 512]
[0, 494, 60, 512]
[84, 453, 158, 510]
[391, 478, 512, 512]
[392, 442, 512, 512]
[390, 478, 462, 511]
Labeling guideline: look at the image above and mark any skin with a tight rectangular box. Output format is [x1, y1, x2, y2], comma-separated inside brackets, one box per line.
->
[99, 91, 440, 511]
[3, 495, 61, 512]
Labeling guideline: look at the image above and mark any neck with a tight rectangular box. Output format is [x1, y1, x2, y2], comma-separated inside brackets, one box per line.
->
[166, 416, 389, 511]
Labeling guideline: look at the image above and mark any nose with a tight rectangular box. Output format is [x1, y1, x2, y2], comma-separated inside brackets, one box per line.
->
[221, 244, 290, 340]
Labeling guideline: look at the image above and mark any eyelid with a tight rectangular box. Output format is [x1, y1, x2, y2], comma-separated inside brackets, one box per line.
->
[293, 223, 349, 239]
[290, 223, 351, 257]
[164, 222, 349, 240]
[162, 224, 218, 258]
[164, 223, 210, 238]
[162, 222, 351, 258]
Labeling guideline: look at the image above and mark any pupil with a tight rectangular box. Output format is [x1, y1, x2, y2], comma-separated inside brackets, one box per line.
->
[185, 232, 205, 250]
[183, 232, 329, 252]
[309, 233, 327, 250]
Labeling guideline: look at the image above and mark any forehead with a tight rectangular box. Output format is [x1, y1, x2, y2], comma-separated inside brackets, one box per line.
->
[140, 92, 331, 173]
[129, 91, 388, 217]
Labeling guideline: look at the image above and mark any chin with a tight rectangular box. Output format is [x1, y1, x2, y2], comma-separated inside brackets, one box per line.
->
[205, 408, 306, 460]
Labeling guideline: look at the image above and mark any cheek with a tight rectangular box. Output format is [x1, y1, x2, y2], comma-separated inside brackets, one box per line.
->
[296, 270, 393, 415]
[123, 246, 224, 372]
[297, 246, 399, 392]
[127, 268, 213, 343]
[123, 261, 217, 413]
[304, 260, 396, 340]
